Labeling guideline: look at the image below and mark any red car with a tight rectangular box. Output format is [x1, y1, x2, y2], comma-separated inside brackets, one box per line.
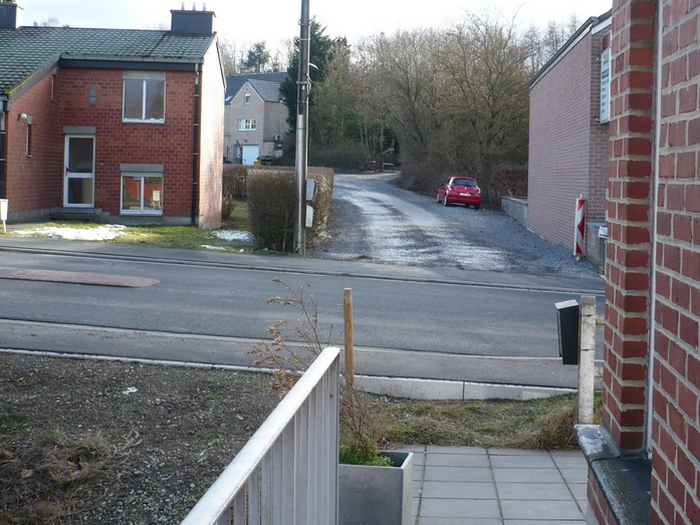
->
[437, 177, 481, 209]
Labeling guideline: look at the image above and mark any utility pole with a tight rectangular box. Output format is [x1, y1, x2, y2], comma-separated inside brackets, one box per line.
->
[294, 0, 310, 255]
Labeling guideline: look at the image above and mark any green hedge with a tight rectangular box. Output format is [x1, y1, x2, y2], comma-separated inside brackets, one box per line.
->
[243, 166, 334, 252]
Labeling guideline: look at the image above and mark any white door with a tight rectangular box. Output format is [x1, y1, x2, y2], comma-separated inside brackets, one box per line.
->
[241, 145, 259, 165]
[64, 135, 95, 207]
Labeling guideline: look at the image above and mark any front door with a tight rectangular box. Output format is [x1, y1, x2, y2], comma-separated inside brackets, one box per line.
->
[64, 136, 95, 207]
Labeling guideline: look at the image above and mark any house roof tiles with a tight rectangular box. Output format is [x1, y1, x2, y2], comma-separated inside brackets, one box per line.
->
[0, 26, 216, 98]
[225, 72, 287, 103]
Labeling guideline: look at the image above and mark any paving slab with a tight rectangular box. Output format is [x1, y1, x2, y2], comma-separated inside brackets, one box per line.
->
[411, 446, 589, 525]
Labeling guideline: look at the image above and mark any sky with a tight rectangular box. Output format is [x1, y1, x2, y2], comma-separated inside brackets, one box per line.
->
[19, 0, 613, 49]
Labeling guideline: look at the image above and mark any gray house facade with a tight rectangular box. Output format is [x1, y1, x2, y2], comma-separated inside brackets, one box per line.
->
[223, 72, 287, 165]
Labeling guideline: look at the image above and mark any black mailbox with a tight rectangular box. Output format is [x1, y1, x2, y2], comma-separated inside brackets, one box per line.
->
[555, 299, 580, 365]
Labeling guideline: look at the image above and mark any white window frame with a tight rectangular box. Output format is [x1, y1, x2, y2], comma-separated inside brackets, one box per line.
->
[244, 92, 251, 104]
[120, 165, 164, 216]
[64, 134, 95, 208]
[238, 118, 256, 131]
[122, 71, 166, 123]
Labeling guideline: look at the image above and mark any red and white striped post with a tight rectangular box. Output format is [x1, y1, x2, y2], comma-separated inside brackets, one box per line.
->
[574, 195, 586, 256]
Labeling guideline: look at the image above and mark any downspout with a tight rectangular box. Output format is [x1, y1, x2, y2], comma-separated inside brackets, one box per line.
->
[646, 1, 663, 457]
[191, 63, 201, 226]
[0, 99, 7, 199]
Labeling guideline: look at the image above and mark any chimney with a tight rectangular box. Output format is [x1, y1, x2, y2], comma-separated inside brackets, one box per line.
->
[170, 2, 215, 35]
[0, 0, 23, 30]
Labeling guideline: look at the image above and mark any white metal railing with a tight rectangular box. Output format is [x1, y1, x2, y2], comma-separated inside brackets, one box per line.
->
[180, 347, 340, 525]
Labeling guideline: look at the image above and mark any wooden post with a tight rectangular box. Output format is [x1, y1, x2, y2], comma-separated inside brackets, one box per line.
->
[343, 288, 354, 393]
[578, 295, 597, 424]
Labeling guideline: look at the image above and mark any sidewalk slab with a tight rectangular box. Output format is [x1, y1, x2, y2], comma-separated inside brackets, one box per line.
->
[410, 446, 589, 525]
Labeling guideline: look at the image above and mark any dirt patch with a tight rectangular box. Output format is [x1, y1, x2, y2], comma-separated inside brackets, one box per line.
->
[0, 352, 279, 524]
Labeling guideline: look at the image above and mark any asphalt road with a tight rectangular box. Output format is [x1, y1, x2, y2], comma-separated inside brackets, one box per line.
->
[0, 234, 603, 387]
[0, 173, 606, 387]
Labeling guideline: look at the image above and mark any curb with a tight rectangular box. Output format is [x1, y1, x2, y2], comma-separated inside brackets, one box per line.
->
[356, 374, 576, 401]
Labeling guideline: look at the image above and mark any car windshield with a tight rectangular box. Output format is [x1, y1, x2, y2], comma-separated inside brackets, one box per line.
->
[452, 178, 476, 187]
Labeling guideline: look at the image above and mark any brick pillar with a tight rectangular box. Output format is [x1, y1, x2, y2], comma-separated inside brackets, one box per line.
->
[604, 0, 657, 453]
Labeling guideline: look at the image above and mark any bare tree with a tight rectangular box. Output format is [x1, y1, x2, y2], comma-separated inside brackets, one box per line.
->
[355, 29, 446, 187]
[436, 12, 531, 206]
[219, 39, 244, 76]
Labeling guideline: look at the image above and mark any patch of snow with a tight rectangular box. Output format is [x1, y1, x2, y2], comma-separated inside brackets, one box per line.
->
[13, 225, 127, 241]
[211, 230, 253, 242]
[201, 245, 227, 251]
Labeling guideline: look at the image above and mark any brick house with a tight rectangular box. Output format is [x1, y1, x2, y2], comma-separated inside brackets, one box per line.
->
[223, 72, 287, 165]
[0, 2, 225, 228]
[528, 11, 612, 270]
[574, 0, 700, 524]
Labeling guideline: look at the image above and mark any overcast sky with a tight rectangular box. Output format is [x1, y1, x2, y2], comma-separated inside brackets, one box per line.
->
[20, 0, 612, 48]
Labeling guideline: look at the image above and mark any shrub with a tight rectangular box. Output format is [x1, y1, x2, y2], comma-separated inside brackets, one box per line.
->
[249, 279, 389, 466]
[307, 168, 334, 244]
[221, 195, 237, 221]
[247, 171, 297, 252]
[491, 164, 528, 199]
[222, 165, 248, 200]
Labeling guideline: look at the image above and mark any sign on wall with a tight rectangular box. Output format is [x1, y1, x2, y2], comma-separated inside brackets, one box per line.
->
[600, 48, 611, 124]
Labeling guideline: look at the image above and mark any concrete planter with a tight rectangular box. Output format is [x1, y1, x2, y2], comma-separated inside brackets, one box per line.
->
[338, 451, 413, 525]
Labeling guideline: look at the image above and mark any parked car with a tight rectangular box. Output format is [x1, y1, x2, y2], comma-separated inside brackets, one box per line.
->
[437, 177, 481, 209]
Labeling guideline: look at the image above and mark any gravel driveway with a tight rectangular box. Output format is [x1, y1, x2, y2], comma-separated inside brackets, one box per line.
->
[310, 172, 599, 280]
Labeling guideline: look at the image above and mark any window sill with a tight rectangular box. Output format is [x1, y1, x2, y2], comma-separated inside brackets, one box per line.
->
[120, 211, 163, 216]
[122, 119, 165, 125]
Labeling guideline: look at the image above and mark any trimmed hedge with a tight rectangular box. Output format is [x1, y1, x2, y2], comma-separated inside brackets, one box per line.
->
[222, 165, 248, 200]
[241, 166, 334, 252]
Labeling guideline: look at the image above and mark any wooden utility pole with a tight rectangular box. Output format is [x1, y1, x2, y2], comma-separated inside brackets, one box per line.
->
[343, 288, 355, 393]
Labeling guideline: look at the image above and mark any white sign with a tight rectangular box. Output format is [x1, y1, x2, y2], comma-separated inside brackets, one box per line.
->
[600, 48, 611, 124]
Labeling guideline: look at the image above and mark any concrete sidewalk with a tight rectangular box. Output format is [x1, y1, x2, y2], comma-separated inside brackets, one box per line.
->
[404, 446, 589, 524]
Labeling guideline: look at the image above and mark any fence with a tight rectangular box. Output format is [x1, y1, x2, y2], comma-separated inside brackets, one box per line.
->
[180, 347, 341, 525]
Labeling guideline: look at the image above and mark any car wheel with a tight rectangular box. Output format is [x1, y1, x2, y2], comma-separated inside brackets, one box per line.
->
[474, 204, 480, 210]
[442, 194, 449, 206]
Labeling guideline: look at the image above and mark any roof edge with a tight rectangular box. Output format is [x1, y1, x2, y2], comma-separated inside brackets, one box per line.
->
[5, 56, 60, 101]
[529, 9, 613, 90]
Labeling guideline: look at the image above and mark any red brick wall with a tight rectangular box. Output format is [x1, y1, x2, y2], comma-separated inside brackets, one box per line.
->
[603, 0, 656, 462]
[650, 1, 700, 523]
[6, 65, 223, 225]
[54, 68, 196, 220]
[587, 471, 618, 525]
[5, 73, 62, 215]
[528, 28, 609, 251]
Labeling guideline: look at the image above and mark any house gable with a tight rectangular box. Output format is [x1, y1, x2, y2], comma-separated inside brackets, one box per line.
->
[0, 6, 224, 228]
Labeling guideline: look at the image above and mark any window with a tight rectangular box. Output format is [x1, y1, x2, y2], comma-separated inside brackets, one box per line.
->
[244, 92, 251, 104]
[123, 72, 165, 122]
[238, 118, 256, 131]
[121, 171, 163, 215]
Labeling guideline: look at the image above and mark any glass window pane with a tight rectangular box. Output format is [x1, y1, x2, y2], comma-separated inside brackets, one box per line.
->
[122, 176, 142, 211]
[124, 80, 143, 119]
[68, 138, 94, 173]
[143, 177, 163, 211]
[67, 177, 93, 205]
[145, 80, 165, 120]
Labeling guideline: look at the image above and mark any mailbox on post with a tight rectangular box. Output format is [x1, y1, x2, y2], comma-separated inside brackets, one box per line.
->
[555, 299, 579, 365]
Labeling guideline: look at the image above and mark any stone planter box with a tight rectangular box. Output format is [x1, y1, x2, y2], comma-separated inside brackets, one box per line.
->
[338, 451, 413, 525]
